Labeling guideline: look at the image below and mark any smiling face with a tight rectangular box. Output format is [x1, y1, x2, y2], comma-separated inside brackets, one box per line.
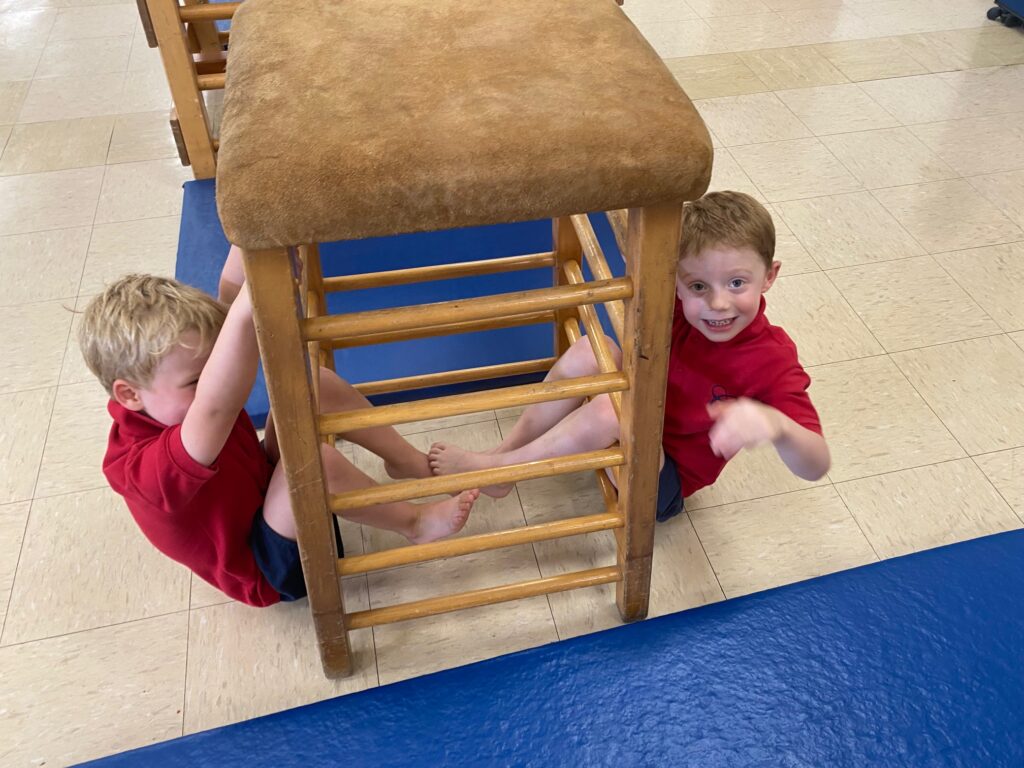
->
[676, 245, 780, 342]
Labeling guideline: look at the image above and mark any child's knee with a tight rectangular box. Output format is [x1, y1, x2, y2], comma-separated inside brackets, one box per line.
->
[590, 394, 621, 437]
[562, 336, 619, 376]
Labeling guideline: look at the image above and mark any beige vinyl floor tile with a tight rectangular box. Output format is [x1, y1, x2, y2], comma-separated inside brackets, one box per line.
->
[974, 448, 1024, 517]
[34, 380, 111, 498]
[910, 114, 1024, 177]
[873, 179, 1024, 254]
[966, 170, 1024, 231]
[704, 147, 766, 202]
[17, 71, 126, 122]
[775, 82, 898, 136]
[694, 91, 811, 147]
[94, 158, 190, 224]
[689, 486, 877, 598]
[731, 137, 863, 202]
[0, 45, 41, 81]
[184, 579, 377, 733]
[858, 73, 971, 124]
[892, 335, 1024, 455]
[0, 80, 29, 124]
[937, 67, 1024, 117]
[664, 52, 769, 100]
[815, 37, 930, 81]
[369, 546, 558, 685]
[775, 232, 820, 275]
[0, 387, 54, 504]
[0, 165, 102, 236]
[0, 10, 56, 48]
[836, 459, 1021, 559]
[0, 299, 74, 394]
[738, 45, 849, 90]
[34, 35, 131, 78]
[763, 272, 883, 365]
[774, 191, 924, 270]
[934, 242, 1024, 333]
[821, 126, 957, 189]
[0, 500, 28, 629]
[686, 442, 829, 511]
[829, 255, 1001, 352]
[0, 114, 112, 176]
[810, 354, 965, 482]
[0, 226, 90, 305]
[107, 110, 179, 165]
[1, 486, 190, 645]
[81, 214, 180, 294]
[48, 4, 136, 40]
[0, 613, 187, 767]
[897, 29, 1007, 73]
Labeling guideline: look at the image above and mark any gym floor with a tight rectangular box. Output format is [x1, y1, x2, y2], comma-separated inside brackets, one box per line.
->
[1, 0, 1023, 764]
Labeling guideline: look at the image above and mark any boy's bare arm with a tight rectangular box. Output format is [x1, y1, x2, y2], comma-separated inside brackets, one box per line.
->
[180, 286, 258, 466]
[707, 398, 831, 481]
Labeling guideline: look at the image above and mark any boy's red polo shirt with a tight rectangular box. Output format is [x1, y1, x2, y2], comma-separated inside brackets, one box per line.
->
[103, 401, 280, 606]
[663, 297, 822, 497]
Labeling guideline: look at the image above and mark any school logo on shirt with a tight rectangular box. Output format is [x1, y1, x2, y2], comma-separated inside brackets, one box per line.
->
[709, 385, 736, 404]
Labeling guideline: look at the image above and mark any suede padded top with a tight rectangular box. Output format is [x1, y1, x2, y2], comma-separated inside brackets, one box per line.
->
[216, 0, 713, 249]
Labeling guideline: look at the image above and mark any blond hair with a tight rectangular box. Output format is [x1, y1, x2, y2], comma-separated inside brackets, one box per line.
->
[78, 274, 226, 394]
[681, 190, 775, 269]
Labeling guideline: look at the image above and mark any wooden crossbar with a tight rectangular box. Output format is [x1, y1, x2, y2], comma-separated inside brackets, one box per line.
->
[338, 512, 622, 576]
[562, 261, 623, 417]
[329, 448, 624, 511]
[197, 72, 225, 90]
[571, 214, 625, 340]
[320, 372, 627, 435]
[329, 310, 556, 350]
[345, 566, 621, 629]
[304, 278, 632, 342]
[323, 252, 555, 292]
[178, 2, 239, 22]
[354, 357, 556, 397]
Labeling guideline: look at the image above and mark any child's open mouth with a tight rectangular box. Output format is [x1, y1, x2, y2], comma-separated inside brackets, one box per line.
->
[703, 318, 735, 330]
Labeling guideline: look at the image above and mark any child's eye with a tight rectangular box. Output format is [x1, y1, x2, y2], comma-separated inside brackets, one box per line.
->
[729, 278, 746, 289]
[689, 282, 707, 293]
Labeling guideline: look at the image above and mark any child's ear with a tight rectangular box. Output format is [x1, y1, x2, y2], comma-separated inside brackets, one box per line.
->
[112, 379, 145, 411]
[762, 260, 782, 292]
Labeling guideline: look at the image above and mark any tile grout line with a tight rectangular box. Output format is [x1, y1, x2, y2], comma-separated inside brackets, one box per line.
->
[0, 605, 191, 652]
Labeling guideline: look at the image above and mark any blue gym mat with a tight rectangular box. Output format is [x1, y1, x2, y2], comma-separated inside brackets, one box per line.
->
[80, 529, 1024, 767]
[176, 180, 623, 426]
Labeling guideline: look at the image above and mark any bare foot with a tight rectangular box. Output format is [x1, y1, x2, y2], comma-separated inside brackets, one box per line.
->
[408, 489, 480, 543]
[384, 450, 432, 481]
[428, 442, 513, 498]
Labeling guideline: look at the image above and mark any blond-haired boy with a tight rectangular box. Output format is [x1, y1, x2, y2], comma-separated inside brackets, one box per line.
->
[429, 191, 829, 521]
[80, 265, 478, 606]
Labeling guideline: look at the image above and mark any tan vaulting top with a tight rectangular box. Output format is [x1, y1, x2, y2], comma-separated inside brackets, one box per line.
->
[216, 0, 713, 250]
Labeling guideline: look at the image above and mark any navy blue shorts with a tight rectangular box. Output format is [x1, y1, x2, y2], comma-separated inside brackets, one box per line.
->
[656, 453, 684, 523]
[249, 511, 345, 602]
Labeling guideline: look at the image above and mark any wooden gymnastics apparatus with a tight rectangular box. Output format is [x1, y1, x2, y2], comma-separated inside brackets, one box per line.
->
[150, 0, 712, 678]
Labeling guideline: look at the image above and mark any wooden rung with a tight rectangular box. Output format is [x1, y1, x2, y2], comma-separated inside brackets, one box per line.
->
[197, 72, 225, 90]
[304, 277, 632, 342]
[339, 512, 622, 576]
[606, 209, 629, 263]
[330, 310, 555, 350]
[321, 372, 627, 435]
[218, 30, 229, 44]
[178, 2, 239, 22]
[562, 317, 582, 345]
[194, 55, 227, 75]
[323, 252, 555, 293]
[345, 566, 621, 629]
[562, 262, 623, 419]
[330, 448, 624, 511]
[354, 357, 556, 397]
[571, 214, 625, 341]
